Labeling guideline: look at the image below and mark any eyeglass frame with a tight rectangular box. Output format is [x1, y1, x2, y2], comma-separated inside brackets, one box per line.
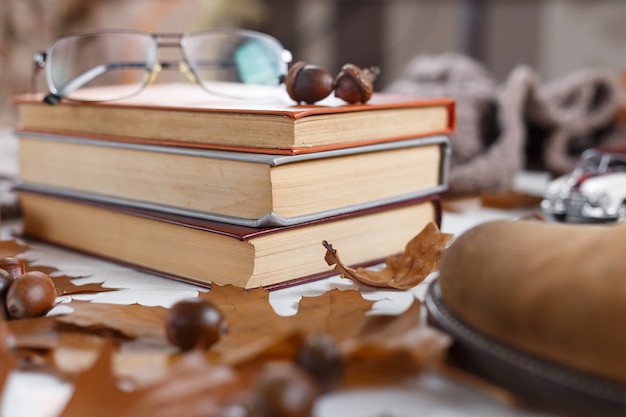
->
[32, 28, 293, 105]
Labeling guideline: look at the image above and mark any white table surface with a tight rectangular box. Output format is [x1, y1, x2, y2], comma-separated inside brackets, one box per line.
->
[0, 173, 559, 417]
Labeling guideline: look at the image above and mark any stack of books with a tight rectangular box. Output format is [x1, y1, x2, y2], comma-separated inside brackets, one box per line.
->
[12, 83, 454, 289]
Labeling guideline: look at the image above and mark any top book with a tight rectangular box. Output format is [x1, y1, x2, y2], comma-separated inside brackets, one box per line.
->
[14, 83, 455, 154]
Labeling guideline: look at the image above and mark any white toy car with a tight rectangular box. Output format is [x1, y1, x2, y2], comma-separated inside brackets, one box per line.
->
[541, 148, 626, 222]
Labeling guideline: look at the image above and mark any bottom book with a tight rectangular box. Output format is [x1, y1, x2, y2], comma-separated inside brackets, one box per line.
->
[17, 189, 441, 289]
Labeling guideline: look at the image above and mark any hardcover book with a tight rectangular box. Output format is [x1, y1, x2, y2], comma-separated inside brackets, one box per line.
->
[17, 189, 442, 289]
[17, 132, 449, 226]
[13, 83, 455, 154]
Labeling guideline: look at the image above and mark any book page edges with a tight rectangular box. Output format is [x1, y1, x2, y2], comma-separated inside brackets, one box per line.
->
[14, 126, 454, 155]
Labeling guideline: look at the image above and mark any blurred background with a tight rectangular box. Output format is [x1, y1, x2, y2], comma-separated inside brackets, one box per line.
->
[2, 0, 626, 126]
[1, 0, 626, 216]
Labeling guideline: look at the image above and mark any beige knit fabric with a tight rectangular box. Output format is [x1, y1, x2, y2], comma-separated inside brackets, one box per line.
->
[385, 53, 626, 195]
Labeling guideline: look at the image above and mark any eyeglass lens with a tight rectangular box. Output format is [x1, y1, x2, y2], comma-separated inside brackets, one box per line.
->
[182, 32, 286, 99]
[47, 32, 158, 101]
[45, 30, 288, 101]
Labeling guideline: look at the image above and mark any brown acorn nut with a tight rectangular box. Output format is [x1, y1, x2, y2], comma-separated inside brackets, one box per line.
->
[165, 298, 227, 351]
[0, 257, 25, 279]
[333, 63, 380, 104]
[0, 258, 25, 318]
[253, 361, 320, 417]
[295, 333, 344, 392]
[0, 271, 13, 319]
[0, 271, 13, 299]
[6, 271, 57, 319]
[285, 61, 334, 104]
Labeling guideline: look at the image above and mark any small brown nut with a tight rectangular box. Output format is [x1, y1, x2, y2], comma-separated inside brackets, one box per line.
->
[333, 63, 380, 104]
[285, 61, 334, 104]
[0, 257, 25, 279]
[0, 272, 13, 319]
[253, 361, 320, 417]
[165, 298, 227, 351]
[295, 333, 344, 392]
[6, 271, 57, 319]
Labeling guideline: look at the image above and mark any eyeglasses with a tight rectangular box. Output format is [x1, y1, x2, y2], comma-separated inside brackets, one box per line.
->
[32, 28, 293, 105]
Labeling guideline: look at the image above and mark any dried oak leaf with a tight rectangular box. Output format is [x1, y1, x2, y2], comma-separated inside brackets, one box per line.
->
[22, 263, 59, 276]
[288, 288, 374, 341]
[7, 315, 59, 350]
[54, 300, 167, 340]
[200, 285, 292, 364]
[50, 332, 107, 376]
[202, 285, 375, 365]
[203, 285, 450, 388]
[47, 283, 450, 395]
[324, 222, 453, 289]
[340, 300, 452, 387]
[0, 318, 17, 396]
[0, 239, 28, 258]
[59, 341, 243, 417]
[52, 274, 119, 296]
[22, 260, 117, 296]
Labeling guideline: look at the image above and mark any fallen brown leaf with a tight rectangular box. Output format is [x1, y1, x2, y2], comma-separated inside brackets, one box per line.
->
[200, 285, 292, 363]
[20, 261, 118, 296]
[54, 301, 168, 340]
[0, 239, 28, 259]
[1, 266, 454, 415]
[7, 316, 59, 350]
[53, 275, 119, 296]
[324, 222, 453, 289]
[288, 288, 375, 341]
[51, 332, 107, 376]
[23, 263, 59, 276]
[0, 318, 17, 401]
[59, 341, 244, 417]
[204, 285, 451, 389]
[340, 300, 451, 387]
[204, 285, 375, 364]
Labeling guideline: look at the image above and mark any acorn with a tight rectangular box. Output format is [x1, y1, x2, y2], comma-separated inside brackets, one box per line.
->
[285, 61, 334, 104]
[253, 361, 320, 417]
[0, 271, 13, 298]
[0, 257, 25, 279]
[6, 271, 57, 319]
[295, 333, 344, 392]
[333, 63, 380, 104]
[165, 298, 227, 351]
[0, 271, 13, 319]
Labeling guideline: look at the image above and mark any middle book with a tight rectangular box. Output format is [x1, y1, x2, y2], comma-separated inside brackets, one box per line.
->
[17, 132, 449, 227]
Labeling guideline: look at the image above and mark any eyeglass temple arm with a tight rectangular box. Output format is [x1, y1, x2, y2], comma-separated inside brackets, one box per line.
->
[31, 52, 46, 94]
[42, 61, 152, 105]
